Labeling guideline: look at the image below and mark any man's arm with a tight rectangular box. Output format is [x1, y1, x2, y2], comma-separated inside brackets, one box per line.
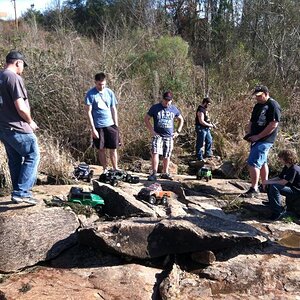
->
[85, 104, 99, 139]
[14, 98, 38, 130]
[263, 178, 288, 186]
[247, 121, 252, 134]
[197, 111, 213, 128]
[176, 114, 184, 133]
[111, 105, 118, 127]
[144, 113, 156, 136]
[249, 121, 278, 142]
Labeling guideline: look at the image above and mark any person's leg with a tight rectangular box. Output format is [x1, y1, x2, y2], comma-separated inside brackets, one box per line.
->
[248, 165, 260, 191]
[161, 137, 174, 180]
[267, 184, 286, 215]
[245, 142, 273, 194]
[162, 157, 170, 174]
[15, 133, 40, 197]
[1, 130, 39, 198]
[286, 191, 300, 216]
[260, 163, 269, 183]
[204, 129, 213, 158]
[103, 125, 119, 170]
[196, 127, 206, 160]
[151, 153, 159, 174]
[147, 152, 159, 181]
[280, 187, 299, 212]
[94, 128, 108, 171]
[148, 135, 162, 180]
[109, 149, 118, 170]
[98, 149, 107, 171]
[2, 140, 22, 191]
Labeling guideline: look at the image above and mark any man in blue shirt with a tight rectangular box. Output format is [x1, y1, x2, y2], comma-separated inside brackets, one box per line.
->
[144, 91, 184, 181]
[85, 73, 119, 171]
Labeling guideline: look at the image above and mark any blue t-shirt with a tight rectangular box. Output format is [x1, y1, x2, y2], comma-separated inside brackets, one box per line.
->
[85, 87, 118, 128]
[147, 103, 181, 137]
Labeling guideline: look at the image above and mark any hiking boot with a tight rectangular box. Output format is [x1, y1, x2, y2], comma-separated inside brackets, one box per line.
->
[160, 173, 173, 180]
[11, 196, 37, 205]
[147, 173, 157, 181]
[269, 209, 287, 221]
[240, 187, 259, 198]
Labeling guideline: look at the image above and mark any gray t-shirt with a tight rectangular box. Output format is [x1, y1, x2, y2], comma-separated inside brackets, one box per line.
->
[0, 69, 32, 133]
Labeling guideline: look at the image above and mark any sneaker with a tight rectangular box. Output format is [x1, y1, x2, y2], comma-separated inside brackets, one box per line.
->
[269, 209, 287, 221]
[11, 196, 37, 205]
[160, 173, 173, 180]
[240, 187, 259, 198]
[147, 173, 157, 181]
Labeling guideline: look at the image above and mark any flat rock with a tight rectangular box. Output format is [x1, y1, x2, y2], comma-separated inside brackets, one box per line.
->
[0, 264, 162, 300]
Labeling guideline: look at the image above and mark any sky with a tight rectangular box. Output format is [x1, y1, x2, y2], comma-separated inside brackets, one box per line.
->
[0, 0, 53, 19]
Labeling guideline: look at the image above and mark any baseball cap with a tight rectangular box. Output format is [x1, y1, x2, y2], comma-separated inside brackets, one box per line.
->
[253, 85, 269, 96]
[6, 50, 28, 67]
[163, 91, 173, 100]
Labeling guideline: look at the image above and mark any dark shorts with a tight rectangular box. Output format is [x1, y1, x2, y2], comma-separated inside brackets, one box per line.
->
[93, 125, 119, 149]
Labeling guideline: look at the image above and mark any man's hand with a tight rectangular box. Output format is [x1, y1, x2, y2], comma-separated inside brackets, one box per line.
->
[248, 135, 260, 142]
[92, 128, 99, 139]
[29, 120, 38, 131]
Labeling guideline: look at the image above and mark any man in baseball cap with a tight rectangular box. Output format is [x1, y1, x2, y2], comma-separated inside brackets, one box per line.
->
[241, 84, 281, 199]
[144, 90, 184, 181]
[6, 50, 28, 67]
[0, 50, 39, 205]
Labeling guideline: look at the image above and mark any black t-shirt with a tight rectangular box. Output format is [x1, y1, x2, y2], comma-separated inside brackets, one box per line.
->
[250, 98, 281, 143]
[279, 165, 300, 192]
[195, 105, 210, 127]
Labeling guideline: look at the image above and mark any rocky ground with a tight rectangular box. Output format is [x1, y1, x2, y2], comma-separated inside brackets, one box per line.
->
[0, 164, 299, 300]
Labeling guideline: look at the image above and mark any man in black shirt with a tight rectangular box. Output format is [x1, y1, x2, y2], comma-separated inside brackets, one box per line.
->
[195, 97, 214, 161]
[242, 85, 281, 198]
[263, 149, 300, 220]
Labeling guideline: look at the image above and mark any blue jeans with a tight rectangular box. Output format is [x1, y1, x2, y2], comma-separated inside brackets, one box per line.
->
[196, 126, 212, 160]
[0, 129, 40, 198]
[267, 184, 300, 214]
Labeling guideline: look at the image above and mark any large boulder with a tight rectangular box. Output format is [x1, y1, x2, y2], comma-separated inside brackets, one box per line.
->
[78, 214, 267, 259]
[0, 202, 79, 272]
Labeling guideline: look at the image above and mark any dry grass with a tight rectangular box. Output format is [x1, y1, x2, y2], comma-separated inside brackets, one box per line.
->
[38, 132, 75, 184]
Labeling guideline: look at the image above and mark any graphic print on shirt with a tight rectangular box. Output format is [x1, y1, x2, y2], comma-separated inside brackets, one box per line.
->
[157, 110, 175, 129]
[96, 92, 109, 110]
[257, 105, 268, 126]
